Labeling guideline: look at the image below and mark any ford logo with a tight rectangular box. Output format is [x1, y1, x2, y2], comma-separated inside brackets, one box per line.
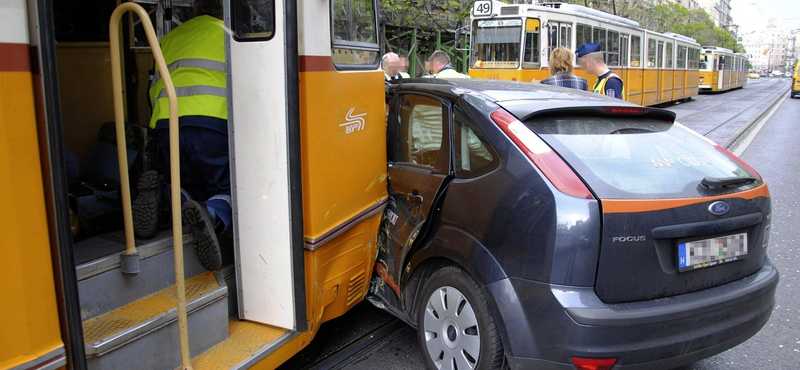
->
[709, 201, 730, 216]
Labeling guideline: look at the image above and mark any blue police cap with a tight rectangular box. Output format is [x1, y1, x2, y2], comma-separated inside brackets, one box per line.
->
[576, 43, 601, 58]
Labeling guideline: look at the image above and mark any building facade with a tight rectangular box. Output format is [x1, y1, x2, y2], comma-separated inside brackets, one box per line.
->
[738, 20, 795, 72]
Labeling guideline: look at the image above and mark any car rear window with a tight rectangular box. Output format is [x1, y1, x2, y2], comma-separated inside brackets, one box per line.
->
[526, 116, 762, 199]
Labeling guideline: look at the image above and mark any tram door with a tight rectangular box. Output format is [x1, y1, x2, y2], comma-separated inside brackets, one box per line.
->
[657, 41, 664, 102]
[228, 0, 304, 330]
[717, 55, 725, 91]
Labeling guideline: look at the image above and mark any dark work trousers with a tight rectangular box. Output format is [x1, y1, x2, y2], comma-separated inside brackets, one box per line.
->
[156, 116, 232, 234]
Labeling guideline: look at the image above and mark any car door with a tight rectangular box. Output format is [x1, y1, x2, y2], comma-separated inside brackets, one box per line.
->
[382, 92, 453, 287]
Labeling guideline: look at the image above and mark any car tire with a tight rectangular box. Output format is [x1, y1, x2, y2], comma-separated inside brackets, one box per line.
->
[416, 266, 505, 370]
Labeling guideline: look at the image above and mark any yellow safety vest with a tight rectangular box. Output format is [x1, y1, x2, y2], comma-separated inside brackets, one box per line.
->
[591, 72, 625, 98]
[149, 15, 227, 128]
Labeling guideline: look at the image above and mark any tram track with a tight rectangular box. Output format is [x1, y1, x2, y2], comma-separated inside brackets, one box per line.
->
[675, 82, 778, 124]
[701, 81, 788, 138]
[300, 319, 408, 370]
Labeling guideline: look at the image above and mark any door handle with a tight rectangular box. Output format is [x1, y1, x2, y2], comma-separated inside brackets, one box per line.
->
[406, 191, 424, 204]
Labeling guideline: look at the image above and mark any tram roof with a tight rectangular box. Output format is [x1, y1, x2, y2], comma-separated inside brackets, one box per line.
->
[480, 1, 699, 46]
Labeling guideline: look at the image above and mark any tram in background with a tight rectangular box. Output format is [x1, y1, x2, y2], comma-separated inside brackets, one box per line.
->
[469, 0, 701, 106]
[699, 46, 748, 92]
[1, 0, 387, 369]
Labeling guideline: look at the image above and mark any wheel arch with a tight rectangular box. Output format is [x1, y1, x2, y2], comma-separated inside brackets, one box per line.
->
[401, 227, 513, 361]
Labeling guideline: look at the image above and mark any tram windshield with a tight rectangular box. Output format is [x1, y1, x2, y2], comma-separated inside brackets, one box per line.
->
[471, 19, 522, 69]
[699, 53, 711, 71]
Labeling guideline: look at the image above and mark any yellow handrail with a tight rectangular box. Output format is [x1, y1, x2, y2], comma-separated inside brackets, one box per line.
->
[109, 3, 192, 369]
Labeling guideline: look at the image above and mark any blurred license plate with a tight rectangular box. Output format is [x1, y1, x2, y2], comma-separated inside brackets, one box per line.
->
[678, 233, 748, 272]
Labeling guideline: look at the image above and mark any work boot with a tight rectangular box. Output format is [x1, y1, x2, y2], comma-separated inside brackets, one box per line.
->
[132, 170, 162, 239]
[182, 200, 222, 271]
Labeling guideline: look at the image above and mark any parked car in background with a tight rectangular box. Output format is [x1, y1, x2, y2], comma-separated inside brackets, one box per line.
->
[373, 78, 779, 370]
[748, 72, 760, 79]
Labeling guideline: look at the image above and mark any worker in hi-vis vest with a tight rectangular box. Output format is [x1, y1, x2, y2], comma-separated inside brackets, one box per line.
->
[577, 43, 624, 99]
[133, 0, 229, 271]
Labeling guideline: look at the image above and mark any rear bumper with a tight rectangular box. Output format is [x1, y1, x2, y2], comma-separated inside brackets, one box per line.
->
[487, 257, 779, 370]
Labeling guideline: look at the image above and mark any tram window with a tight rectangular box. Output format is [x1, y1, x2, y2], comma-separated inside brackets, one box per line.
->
[666, 42, 673, 69]
[331, 0, 379, 67]
[471, 19, 523, 69]
[523, 20, 541, 69]
[576, 24, 592, 50]
[620, 34, 629, 67]
[561, 26, 571, 48]
[647, 39, 656, 68]
[549, 25, 558, 51]
[630, 35, 641, 67]
[677, 45, 687, 68]
[232, 0, 275, 41]
[656, 41, 664, 68]
[691, 48, 701, 69]
[593, 27, 606, 62]
[607, 30, 619, 66]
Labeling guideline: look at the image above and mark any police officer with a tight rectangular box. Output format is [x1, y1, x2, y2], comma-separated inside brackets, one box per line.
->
[133, 0, 229, 271]
[430, 50, 470, 79]
[576, 43, 624, 99]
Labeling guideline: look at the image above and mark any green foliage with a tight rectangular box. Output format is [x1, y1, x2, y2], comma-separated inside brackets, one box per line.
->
[380, 0, 472, 30]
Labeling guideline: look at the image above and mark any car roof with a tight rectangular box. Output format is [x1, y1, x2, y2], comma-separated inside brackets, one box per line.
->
[388, 78, 675, 122]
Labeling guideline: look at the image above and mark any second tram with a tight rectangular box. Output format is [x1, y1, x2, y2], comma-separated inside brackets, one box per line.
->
[699, 46, 748, 92]
[469, 1, 701, 106]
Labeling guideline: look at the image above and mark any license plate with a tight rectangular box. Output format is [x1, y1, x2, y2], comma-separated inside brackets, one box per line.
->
[678, 233, 748, 272]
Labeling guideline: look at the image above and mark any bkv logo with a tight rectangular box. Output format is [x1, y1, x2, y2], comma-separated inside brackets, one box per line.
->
[339, 107, 367, 134]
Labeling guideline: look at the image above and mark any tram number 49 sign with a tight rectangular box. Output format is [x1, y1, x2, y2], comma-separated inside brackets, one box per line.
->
[473, 0, 492, 16]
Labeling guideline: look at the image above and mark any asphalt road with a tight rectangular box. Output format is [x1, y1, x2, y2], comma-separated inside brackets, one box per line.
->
[283, 78, 800, 370]
[671, 82, 800, 370]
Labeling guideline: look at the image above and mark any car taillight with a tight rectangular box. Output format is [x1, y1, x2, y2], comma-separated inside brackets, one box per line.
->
[490, 108, 593, 199]
[602, 106, 648, 115]
[570, 357, 617, 370]
[674, 122, 762, 180]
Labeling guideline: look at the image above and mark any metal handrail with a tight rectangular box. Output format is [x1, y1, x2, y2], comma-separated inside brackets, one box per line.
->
[109, 3, 192, 369]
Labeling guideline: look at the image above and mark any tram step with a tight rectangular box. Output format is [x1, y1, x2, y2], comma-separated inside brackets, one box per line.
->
[75, 229, 208, 321]
[83, 271, 229, 370]
[180, 316, 295, 370]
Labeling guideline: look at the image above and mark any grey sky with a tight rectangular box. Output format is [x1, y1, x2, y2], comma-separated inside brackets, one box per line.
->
[729, 0, 800, 33]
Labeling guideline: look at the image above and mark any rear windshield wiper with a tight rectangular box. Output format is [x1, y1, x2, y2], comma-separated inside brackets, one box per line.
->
[701, 176, 758, 188]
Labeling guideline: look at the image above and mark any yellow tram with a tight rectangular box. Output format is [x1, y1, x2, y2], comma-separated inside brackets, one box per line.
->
[1, 0, 386, 369]
[699, 46, 748, 92]
[469, 1, 701, 106]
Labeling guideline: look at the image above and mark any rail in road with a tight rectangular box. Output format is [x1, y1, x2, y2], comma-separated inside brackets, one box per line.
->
[668, 78, 790, 148]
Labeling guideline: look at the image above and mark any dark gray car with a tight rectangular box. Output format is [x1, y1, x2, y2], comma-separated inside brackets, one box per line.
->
[368, 79, 778, 370]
